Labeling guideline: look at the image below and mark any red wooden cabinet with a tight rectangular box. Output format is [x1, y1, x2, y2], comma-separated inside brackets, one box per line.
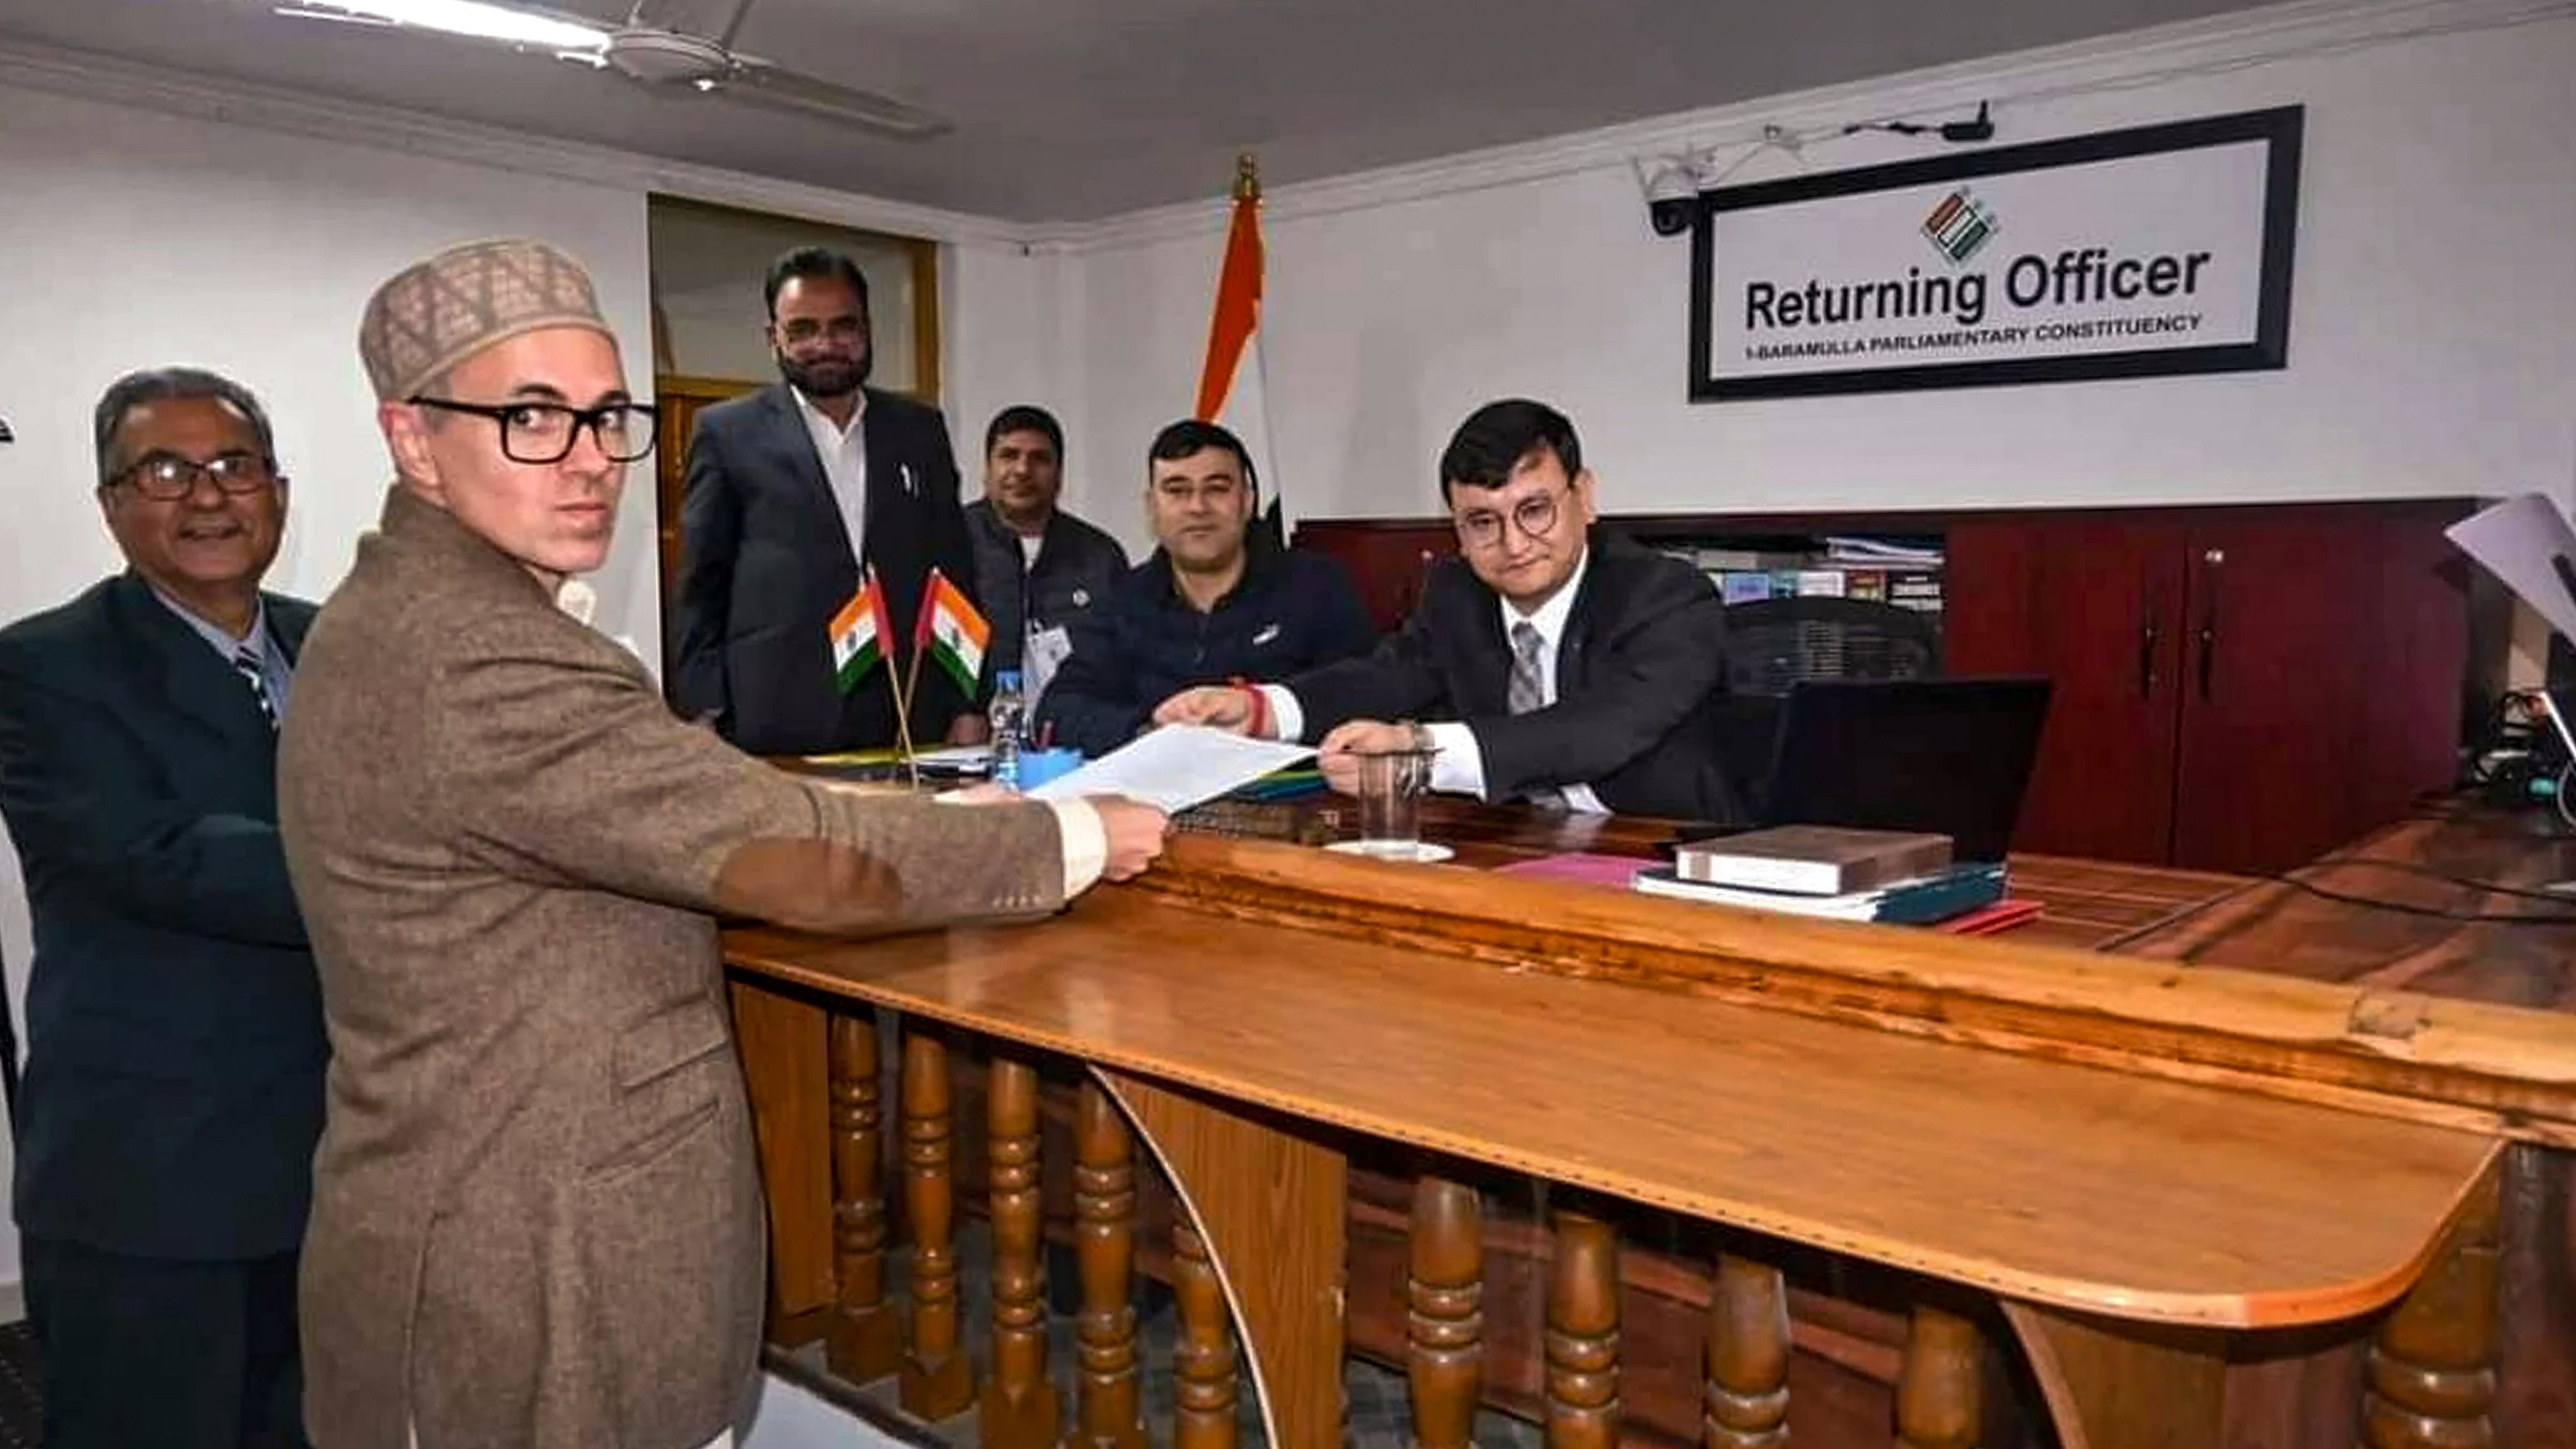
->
[1944, 514, 2190, 866]
[1948, 501, 2473, 874]
[1292, 520, 1458, 633]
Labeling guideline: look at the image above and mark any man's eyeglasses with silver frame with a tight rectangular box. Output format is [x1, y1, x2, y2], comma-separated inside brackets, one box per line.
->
[407, 397, 659, 465]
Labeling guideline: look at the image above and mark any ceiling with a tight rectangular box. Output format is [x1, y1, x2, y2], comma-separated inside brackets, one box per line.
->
[0, 0, 2287, 221]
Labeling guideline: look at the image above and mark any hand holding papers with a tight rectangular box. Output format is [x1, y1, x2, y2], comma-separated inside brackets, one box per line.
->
[1024, 725, 1314, 814]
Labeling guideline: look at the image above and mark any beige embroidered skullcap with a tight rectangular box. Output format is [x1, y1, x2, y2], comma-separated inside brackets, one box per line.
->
[358, 238, 614, 401]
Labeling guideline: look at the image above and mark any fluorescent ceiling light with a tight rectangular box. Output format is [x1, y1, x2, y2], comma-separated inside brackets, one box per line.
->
[279, 0, 608, 50]
[273, 6, 398, 23]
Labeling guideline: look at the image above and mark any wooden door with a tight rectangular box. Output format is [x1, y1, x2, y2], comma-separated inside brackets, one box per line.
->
[2170, 506, 2470, 874]
[652, 374, 759, 677]
[1946, 514, 2190, 864]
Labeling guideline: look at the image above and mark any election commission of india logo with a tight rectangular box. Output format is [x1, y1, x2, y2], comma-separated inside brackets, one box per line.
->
[1921, 189, 1999, 265]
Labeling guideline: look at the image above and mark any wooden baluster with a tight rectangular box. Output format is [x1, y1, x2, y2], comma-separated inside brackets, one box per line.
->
[1545, 1208, 1621, 1449]
[827, 1011, 902, 1382]
[1408, 1175, 1484, 1449]
[900, 1027, 975, 1420]
[2363, 1168, 2502, 1448]
[1172, 1219, 1241, 1449]
[980, 1052, 1059, 1449]
[1065, 1079, 1147, 1449]
[1895, 1306, 1981, 1449]
[1704, 1253, 1790, 1449]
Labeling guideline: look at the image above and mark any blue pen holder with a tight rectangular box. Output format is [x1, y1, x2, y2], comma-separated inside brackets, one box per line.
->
[1016, 747, 1083, 790]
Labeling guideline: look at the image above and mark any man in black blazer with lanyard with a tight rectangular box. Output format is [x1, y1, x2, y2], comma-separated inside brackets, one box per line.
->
[0, 369, 323, 1448]
[673, 246, 987, 754]
[1159, 399, 1742, 823]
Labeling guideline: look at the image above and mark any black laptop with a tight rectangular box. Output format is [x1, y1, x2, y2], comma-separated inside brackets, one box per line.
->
[1736, 677, 2053, 864]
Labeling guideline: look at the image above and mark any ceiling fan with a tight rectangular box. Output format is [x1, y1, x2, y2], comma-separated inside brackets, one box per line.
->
[269, 0, 951, 139]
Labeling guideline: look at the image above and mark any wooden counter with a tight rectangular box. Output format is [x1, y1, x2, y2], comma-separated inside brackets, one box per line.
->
[724, 797, 2576, 1448]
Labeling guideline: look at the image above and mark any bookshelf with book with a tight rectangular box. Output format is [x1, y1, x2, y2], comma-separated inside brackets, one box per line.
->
[1671, 533, 1947, 621]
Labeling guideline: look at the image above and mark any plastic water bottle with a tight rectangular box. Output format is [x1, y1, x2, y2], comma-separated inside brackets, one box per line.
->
[988, 669, 1026, 791]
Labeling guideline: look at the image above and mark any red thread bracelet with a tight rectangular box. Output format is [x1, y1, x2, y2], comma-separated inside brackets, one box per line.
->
[1230, 679, 1269, 739]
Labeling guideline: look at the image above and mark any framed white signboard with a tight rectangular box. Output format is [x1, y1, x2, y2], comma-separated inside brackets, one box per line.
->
[1690, 107, 2302, 400]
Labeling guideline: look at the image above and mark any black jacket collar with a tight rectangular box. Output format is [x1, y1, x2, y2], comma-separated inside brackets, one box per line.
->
[1142, 528, 1286, 614]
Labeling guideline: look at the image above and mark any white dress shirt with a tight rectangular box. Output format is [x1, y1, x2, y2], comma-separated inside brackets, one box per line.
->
[1269, 546, 1609, 813]
[793, 386, 868, 562]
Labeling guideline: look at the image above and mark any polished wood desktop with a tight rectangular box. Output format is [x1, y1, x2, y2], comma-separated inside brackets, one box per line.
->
[722, 796, 2576, 1448]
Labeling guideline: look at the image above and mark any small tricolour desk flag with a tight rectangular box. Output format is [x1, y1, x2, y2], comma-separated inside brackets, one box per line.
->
[829, 566, 894, 695]
[913, 568, 990, 697]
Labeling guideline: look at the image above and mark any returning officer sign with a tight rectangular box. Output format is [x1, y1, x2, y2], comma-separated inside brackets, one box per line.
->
[1690, 107, 2302, 400]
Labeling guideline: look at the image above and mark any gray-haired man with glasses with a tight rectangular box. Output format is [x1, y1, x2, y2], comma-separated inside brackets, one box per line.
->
[0, 366, 324, 1448]
[1158, 398, 1746, 823]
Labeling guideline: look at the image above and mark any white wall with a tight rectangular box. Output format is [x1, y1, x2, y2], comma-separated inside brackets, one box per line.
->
[1059, 5, 2576, 551]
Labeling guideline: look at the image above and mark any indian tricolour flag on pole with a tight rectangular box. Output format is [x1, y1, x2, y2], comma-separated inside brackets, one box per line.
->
[829, 567, 894, 695]
[912, 568, 990, 697]
[1194, 153, 1285, 548]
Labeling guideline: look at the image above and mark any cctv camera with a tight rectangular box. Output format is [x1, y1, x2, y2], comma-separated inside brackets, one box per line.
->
[1643, 160, 1698, 237]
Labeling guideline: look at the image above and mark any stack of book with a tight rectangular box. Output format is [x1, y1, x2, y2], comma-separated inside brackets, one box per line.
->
[1631, 824, 2008, 924]
[1675, 537, 1946, 615]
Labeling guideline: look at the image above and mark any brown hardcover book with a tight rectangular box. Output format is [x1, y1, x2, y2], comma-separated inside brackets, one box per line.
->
[1673, 825, 1954, 896]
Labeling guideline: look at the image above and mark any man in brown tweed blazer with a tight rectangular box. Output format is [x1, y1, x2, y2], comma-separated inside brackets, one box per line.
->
[277, 238, 1168, 1449]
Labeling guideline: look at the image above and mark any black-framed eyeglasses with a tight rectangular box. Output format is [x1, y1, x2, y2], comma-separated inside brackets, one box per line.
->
[1454, 486, 1569, 551]
[408, 397, 658, 465]
[110, 451, 280, 501]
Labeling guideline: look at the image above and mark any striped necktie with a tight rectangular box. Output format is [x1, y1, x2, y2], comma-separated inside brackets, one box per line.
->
[232, 644, 277, 729]
[1507, 620, 1547, 715]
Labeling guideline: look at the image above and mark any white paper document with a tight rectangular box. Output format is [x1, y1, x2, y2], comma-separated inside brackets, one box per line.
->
[1024, 725, 1314, 813]
[912, 744, 995, 770]
[2447, 493, 2576, 642]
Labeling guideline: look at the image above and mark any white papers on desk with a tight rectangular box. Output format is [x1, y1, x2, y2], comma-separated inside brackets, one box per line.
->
[2447, 494, 2576, 641]
[1023, 725, 1314, 814]
[913, 744, 995, 770]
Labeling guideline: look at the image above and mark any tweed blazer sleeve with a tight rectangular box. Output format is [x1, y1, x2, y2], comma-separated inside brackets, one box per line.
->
[427, 613, 1068, 932]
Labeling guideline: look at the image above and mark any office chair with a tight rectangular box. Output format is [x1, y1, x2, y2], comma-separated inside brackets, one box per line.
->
[1716, 596, 1943, 808]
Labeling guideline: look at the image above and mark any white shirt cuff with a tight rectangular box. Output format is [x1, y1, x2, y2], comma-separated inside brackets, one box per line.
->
[1562, 782, 1611, 814]
[1048, 798, 1108, 895]
[1424, 721, 1485, 798]
[1260, 684, 1304, 742]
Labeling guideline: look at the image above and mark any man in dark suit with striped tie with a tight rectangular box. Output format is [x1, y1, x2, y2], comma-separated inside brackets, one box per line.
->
[0, 367, 322, 1448]
[1155, 399, 1743, 823]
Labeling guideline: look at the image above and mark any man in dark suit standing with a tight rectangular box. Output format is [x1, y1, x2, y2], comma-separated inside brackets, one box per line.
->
[0, 368, 322, 1448]
[1157, 399, 1742, 822]
[672, 246, 987, 754]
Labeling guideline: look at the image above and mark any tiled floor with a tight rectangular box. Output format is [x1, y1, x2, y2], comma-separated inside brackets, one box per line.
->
[786, 1234, 1546, 1449]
